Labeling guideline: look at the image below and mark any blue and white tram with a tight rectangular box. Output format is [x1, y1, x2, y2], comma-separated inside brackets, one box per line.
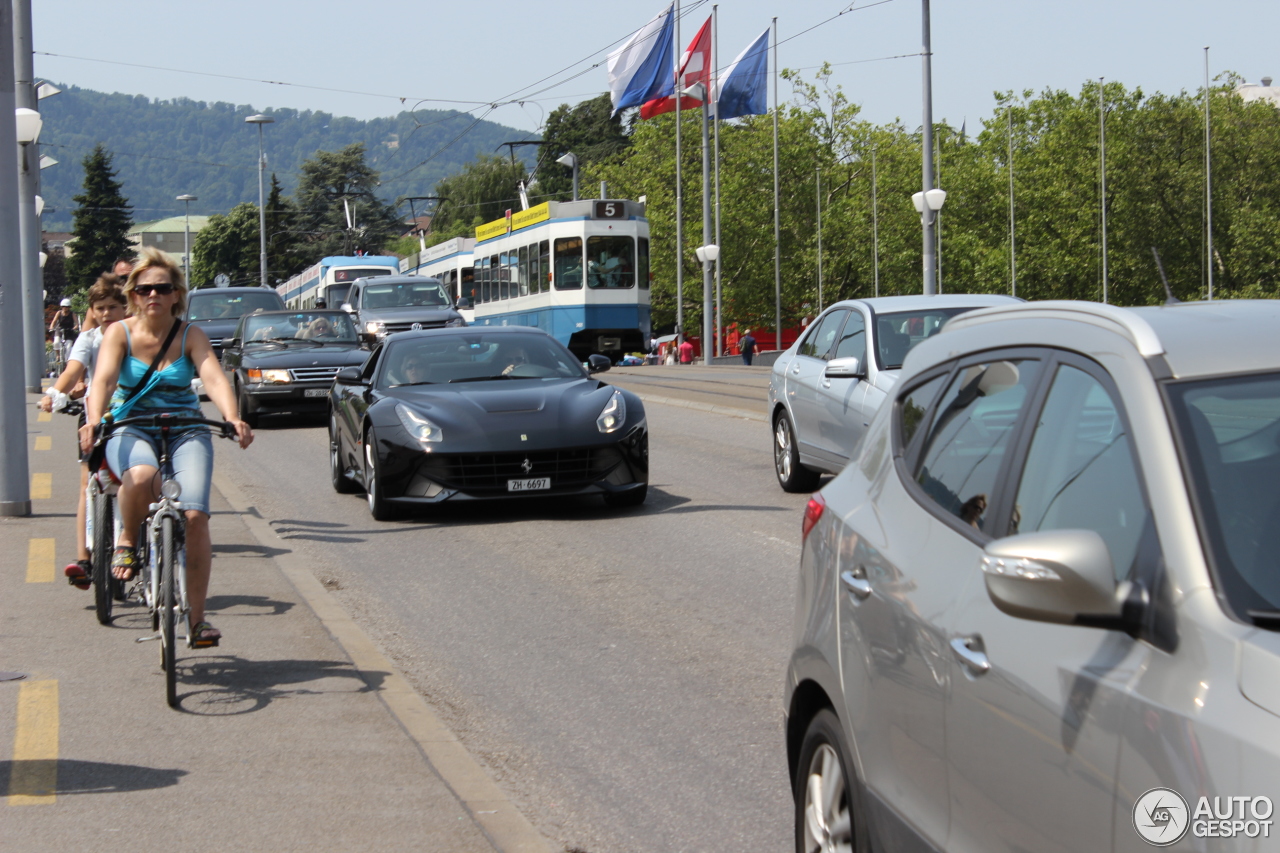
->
[400, 237, 476, 323]
[467, 199, 650, 360]
[276, 255, 400, 309]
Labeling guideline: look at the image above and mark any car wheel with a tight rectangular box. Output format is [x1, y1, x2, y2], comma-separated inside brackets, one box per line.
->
[364, 429, 399, 521]
[237, 383, 259, 429]
[795, 709, 865, 853]
[603, 484, 647, 508]
[330, 415, 360, 494]
[775, 412, 821, 493]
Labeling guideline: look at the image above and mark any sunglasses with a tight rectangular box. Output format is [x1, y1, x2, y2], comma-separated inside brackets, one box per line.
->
[134, 284, 175, 296]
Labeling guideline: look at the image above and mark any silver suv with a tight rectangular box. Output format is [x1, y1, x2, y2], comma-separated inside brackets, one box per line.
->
[787, 300, 1280, 852]
[768, 295, 1018, 492]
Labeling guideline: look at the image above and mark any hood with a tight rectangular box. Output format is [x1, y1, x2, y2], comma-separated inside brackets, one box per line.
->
[241, 342, 367, 369]
[376, 377, 626, 452]
[358, 305, 462, 323]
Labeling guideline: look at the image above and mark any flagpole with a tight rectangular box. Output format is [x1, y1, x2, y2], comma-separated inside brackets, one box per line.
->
[872, 144, 879, 297]
[675, 0, 685, 345]
[1008, 105, 1016, 297]
[935, 126, 942, 294]
[772, 16, 781, 351]
[700, 95, 713, 364]
[920, 0, 937, 296]
[1099, 77, 1108, 304]
[816, 167, 823, 310]
[1204, 46, 1214, 301]
[712, 4, 723, 355]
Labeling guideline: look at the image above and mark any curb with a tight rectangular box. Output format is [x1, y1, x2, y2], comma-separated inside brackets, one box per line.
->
[211, 470, 554, 853]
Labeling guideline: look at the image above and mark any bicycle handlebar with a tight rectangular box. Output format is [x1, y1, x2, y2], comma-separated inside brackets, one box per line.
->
[98, 414, 237, 441]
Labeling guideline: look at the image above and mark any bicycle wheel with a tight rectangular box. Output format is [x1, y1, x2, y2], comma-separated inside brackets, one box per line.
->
[160, 515, 178, 708]
[91, 486, 114, 625]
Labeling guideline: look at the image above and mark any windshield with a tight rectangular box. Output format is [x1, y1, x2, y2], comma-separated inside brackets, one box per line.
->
[361, 280, 450, 310]
[188, 291, 283, 321]
[1170, 373, 1280, 616]
[241, 311, 358, 344]
[875, 308, 973, 369]
[379, 333, 584, 388]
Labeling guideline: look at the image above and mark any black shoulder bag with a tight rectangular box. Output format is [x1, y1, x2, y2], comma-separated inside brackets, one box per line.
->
[87, 320, 183, 472]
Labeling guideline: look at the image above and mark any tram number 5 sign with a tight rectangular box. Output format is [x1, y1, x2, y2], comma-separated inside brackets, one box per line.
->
[594, 201, 626, 219]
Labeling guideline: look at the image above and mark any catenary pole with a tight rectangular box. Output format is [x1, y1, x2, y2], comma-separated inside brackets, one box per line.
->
[1204, 46, 1214, 301]
[712, 4, 722, 355]
[14, 0, 41, 391]
[0, 2, 31, 516]
[920, 0, 937, 296]
[772, 17, 780, 350]
[674, 0, 684, 345]
[1099, 77, 1108, 304]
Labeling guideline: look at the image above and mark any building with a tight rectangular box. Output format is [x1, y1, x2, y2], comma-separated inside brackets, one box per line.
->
[127, 215, 211, 274]
[1236, 76, 1280, 108]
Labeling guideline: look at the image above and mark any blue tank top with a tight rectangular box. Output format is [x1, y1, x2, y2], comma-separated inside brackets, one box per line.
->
[109, 322, 201, 421]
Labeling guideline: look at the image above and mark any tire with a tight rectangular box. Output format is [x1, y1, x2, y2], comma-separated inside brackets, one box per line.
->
[237, 384, 258, 429]
[603, 485, 647, 508]
[160, 515, 178, 708]
[795, 709, 865, 853]
[364, 429, 399, 521]
[775, 412, 822, 493]
[91, 486, 114, 625]
[330, 415, 360, 494]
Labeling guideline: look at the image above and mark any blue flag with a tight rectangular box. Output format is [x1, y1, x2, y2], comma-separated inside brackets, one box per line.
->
[715, 28, 770, 120]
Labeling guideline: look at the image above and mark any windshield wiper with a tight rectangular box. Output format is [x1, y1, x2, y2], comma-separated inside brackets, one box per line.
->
[389, 380, 436, 387]
[1247, 610, 1280, 630]
[449, 375, 512, 383]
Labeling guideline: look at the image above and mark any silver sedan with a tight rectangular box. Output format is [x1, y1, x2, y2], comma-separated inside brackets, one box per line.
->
[787, 299, 1280, 852]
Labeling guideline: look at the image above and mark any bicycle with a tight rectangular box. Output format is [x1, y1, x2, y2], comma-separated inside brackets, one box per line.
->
[95, 413, 237, 708]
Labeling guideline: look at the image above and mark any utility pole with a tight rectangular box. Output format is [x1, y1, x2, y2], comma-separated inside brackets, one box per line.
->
[0, 3, 31, 516]
[14, 0, 41, 391]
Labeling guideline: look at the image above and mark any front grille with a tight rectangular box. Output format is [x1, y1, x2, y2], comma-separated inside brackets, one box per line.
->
[383, 320, 447, 334]
[417, 446, 624, 493]
[289, 366, 342, 383]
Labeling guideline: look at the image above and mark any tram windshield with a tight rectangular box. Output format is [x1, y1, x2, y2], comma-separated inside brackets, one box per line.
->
[587, 236, 635, 288]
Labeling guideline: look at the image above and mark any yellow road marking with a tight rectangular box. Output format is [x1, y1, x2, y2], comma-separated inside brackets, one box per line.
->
[26, 539, 55, 583]
[36, 411, 50, 423]
[30, 473, 51, 500]
[34, 436, 50, 451]
[9, 680, 58, 804]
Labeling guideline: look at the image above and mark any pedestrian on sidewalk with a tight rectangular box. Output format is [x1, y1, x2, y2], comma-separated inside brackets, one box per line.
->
[678, 339, 694, 365]
[740, 329, 757, 366]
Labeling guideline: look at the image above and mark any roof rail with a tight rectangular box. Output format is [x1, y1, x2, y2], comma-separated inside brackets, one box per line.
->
[944, 300, 1165, 357]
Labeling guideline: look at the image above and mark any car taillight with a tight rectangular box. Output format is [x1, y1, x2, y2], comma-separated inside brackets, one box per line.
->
[801, 493, 826, 542]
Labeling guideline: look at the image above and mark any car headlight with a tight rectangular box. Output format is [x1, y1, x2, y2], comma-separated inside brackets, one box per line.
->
[445, 317, 466, 327]
[395, 403, 443, 445]
[596, 388, 626, 433]
[366, 321, 385, 336]
[247, 368, 291, 384]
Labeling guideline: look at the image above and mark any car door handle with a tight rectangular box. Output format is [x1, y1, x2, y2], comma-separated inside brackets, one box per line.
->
[840, 569, 872, 600]
[791, 364, 801, 375]
[950, 636, 990, 675]
[821, 378, 831, 389]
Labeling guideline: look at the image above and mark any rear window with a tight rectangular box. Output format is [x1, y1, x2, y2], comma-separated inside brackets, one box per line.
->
[188, 291, 284, 321]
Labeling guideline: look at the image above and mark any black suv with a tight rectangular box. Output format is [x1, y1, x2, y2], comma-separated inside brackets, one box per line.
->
[341, 275, 466, 344]
[186, 286, 286, 358]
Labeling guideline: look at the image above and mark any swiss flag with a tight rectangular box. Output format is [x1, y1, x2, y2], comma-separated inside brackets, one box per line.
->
[640, 16, 711, 119]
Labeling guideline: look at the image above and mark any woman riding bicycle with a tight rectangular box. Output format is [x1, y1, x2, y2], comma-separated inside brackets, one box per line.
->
[81, 247, 253, 647]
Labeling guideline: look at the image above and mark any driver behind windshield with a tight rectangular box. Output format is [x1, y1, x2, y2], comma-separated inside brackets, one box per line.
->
[500, 344, 531, 376]
[297, 316, 337, 339]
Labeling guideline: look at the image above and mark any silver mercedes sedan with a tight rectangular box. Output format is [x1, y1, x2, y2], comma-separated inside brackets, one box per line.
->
[768, 294, 1019, 492]
[787, 300, 1280, 852]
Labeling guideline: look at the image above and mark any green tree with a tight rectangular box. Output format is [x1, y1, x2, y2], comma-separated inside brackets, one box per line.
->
[427, 154, 528, 240]
[190, 203, 260, 287]
[294, 143, 400, 257]
[65, 144, 132, 292]
[264, 173, 309, 280]
[535, 93, 631, 201]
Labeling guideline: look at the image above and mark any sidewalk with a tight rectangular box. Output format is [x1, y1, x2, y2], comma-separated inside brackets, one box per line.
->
[0, 393, 549, 852]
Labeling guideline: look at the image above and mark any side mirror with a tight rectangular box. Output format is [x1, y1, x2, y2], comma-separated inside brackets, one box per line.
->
[587, 354, 612, 373]
[981, 530, 1124, 625]
[457, 296, 472, 309]
[341, 303, 355, 313]
[825, 356, 864, 379]
[334, 367, 363, 385]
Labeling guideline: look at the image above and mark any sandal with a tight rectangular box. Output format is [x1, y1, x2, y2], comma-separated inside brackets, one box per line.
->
[64, 559, 91, 590]
[189, 621, 221, 648]
[110, 546, 138, 581]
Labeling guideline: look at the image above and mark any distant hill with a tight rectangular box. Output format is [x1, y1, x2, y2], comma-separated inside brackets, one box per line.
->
[37, 84, 533, 231]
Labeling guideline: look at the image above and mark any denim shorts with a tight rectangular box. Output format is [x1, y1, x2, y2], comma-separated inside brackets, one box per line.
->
[105, 426, 214, 515]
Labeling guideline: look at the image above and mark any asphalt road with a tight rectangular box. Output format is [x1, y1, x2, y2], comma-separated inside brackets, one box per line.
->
[212, 388, 810, 853]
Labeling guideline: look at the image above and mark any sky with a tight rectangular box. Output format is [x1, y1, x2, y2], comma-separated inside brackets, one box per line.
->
[34, 0, 1275, 139]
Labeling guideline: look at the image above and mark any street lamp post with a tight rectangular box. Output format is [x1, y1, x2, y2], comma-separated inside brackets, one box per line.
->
[245, 114, 274, 287]
[177, 194, 197, 281]
[920, 0, 938, 295]
[912, 189, 947, 269]
[683, 81, 715, 364]
[555, 152, 579, 202]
